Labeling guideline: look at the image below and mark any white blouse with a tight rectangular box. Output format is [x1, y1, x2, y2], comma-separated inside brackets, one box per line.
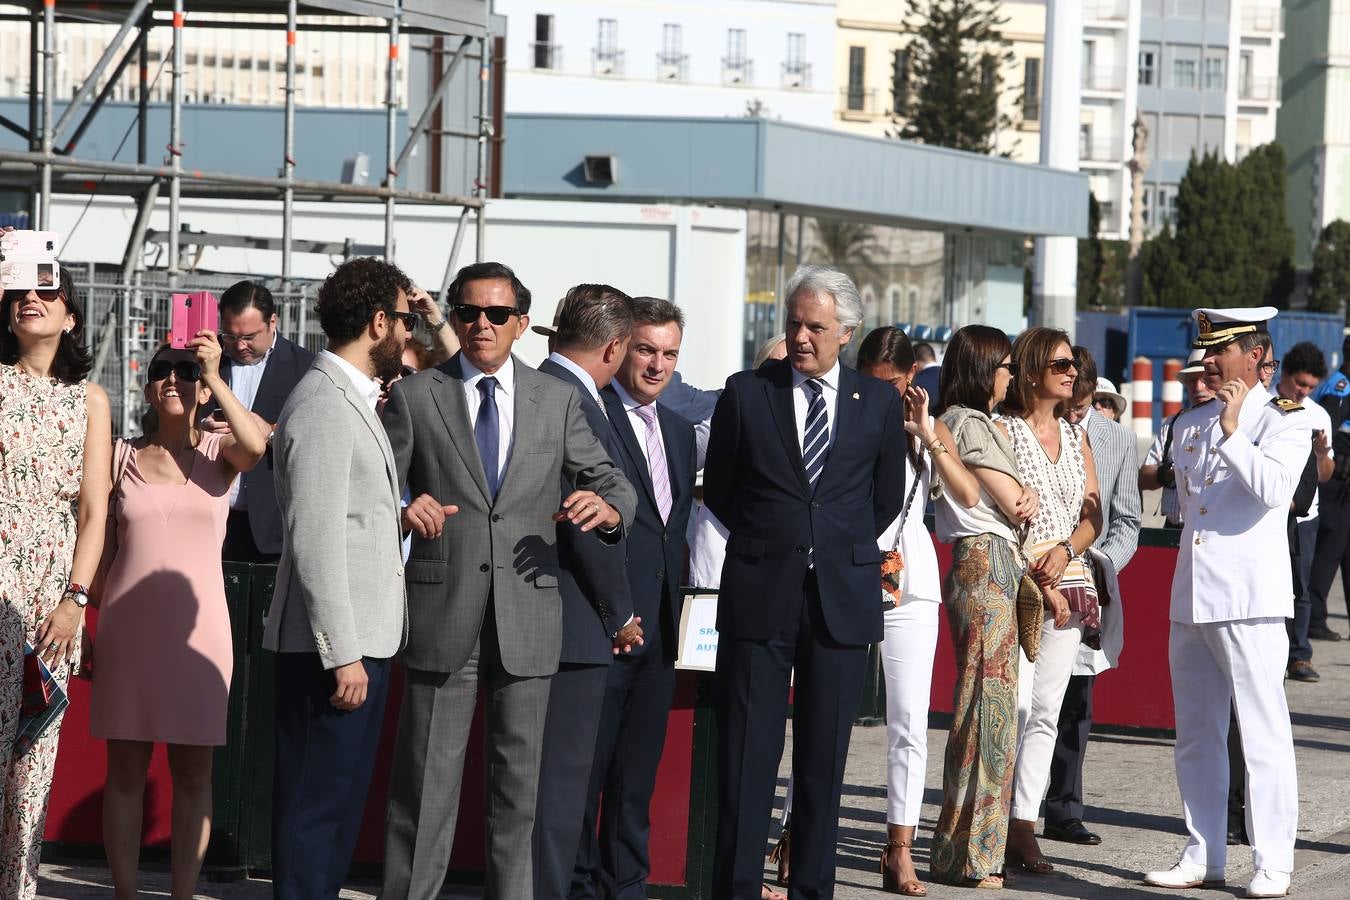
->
[876, 440, 942, 604]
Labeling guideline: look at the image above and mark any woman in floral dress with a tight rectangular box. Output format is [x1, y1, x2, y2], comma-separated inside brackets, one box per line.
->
[0, 264, 111, 898]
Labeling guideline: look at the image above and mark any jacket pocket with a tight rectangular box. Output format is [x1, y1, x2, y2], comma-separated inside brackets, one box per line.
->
[405, 559, 445, 584]
[727, 535, 768, 558]
[531, 572, 559, 588]
[853, 543, 882, 565]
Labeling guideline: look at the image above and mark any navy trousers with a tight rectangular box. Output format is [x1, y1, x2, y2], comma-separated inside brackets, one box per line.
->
[712, 572, 869, 900]
[1044, 673, 1095, 826]
[271, 652, 392, 900]
[1287, 517, 1318, 663]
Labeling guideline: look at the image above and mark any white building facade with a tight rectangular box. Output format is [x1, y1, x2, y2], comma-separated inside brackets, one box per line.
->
[493, 0, 836, 126]
[1079, 0, 1142, 240]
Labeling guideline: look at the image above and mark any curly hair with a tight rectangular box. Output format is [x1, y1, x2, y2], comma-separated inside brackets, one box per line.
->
[1, 267, 93, 384]
[939, 325, 1012, 414]
[447, 261, 532, 315]
[315, 257, 412, 346]
[1002, 326, 1074, 416]
[1282, 340, 1328, 380]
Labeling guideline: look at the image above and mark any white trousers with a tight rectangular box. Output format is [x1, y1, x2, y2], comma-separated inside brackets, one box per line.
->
[880, 600, 940, 826]
[1012, 610, 1083, 821]
[1170, 619, 1298, 874]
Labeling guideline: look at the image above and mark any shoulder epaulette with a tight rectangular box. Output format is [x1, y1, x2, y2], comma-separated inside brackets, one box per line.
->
[1272, 397, 1304, 413]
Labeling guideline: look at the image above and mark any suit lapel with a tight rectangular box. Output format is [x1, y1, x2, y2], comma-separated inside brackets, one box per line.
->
[431, 354, 493, 504]
[765, 362, 810, 493]
[603, 387, 658, 509]
[313, 354, 398, 499]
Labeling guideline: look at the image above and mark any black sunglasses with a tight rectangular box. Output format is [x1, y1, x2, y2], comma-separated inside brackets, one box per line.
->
[452, 303, 519, 326]
[3, 288, 62, 303]
[1046, 357, 1077, 375]
[997, 361, 1019, 376]
[147, 359, 202, 383]
[388, 310, 420, 330]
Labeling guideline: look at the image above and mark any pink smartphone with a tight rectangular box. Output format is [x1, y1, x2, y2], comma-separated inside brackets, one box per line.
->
[169, 291, 219, 349]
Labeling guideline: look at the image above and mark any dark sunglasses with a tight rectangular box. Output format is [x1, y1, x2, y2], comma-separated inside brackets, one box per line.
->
[388, 310, 420, 330]
[452, 303, 519, 326]
[4, 288, 62, 303]
[1045, 357, 1077, 374]
[147, 359, 202, 383]
[997, 361, 1019, 376]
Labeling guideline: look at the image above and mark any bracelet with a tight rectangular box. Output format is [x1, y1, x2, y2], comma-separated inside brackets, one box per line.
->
[66, 582, 89, 596]
[928, 438, 948, 456]
[428, 318, 447, 332]
[1057, 539, 1077, 560]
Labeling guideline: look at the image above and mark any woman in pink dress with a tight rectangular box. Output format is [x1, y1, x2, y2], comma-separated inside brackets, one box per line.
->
[91, 331, 265, 900]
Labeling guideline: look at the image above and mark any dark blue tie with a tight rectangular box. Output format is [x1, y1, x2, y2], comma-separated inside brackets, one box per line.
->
[476, 376, 501, 499]
[802, 378, 829, 492]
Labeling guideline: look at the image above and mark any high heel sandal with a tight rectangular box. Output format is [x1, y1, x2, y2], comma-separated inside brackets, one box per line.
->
[881, 839, 928, 896]
[768, 822, 789, 886]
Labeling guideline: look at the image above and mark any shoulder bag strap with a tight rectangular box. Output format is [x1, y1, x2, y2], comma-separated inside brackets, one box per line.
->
[890, 450, 926, 552]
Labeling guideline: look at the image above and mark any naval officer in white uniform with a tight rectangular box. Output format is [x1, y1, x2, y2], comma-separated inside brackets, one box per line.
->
[1144, 307, 1308, 899]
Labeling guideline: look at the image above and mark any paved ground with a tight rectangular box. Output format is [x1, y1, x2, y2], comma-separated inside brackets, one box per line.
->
[38, 537, 1350, 898]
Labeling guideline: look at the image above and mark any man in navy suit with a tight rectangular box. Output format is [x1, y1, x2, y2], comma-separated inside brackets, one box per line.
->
[201, 280, 315, 563]
[574, 297, 698, 899]
[703, 266, 906, 899]
[533, 284, 641, 900]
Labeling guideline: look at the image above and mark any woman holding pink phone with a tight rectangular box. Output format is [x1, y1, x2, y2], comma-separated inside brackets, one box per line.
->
[90, 330, 264, 900]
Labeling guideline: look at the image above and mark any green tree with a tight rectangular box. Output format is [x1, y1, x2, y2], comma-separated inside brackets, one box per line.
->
[1236, 143, 1295, 306]
[1078, 193, 1105, 307]
[808, 217, 886, 288]
[1142, 223, 1191, 308]
[1310, 219, 1350, 314]
[893, 0, 1014, 155]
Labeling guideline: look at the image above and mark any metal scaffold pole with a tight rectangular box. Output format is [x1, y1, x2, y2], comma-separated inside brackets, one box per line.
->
[474, 17, 489, 261]
[39, 0, 54, 228]
[167, 0, 185, 288]
[383, 0, 402, 259]
[282, 0, 297, 328]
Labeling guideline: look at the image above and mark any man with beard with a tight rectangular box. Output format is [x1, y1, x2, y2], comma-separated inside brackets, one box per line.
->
[263, 256, 416, 898]
[381, 261, 636, 900]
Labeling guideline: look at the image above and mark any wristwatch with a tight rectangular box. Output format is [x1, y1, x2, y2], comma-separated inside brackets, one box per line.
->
[428, 318, 447, 332]
[62, 582, 90, 608]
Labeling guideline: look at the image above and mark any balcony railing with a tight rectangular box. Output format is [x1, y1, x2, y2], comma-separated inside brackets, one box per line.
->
[1239, 75, 1280, 102]
[656, 52, 689, 82]
[530, 42, 561, 70]
[1083, 0, 1130, 22]
[1241, 5, 1284, 33]
[839, 86, 879, 115]
[592, 48, 625, 77]
[781, 61, 812, 89]
[722, 57, 754, 85]
[1082, 66, 1125, 92]
[1080, 140, 1120, 163]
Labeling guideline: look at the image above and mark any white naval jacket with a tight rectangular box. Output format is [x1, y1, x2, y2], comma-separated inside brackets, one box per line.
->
[1170, 381, 1312, 625]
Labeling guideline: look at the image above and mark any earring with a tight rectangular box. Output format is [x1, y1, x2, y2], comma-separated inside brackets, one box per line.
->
[63, 326, 73, 334]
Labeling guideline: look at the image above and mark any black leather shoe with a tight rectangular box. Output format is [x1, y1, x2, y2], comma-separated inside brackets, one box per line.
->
[1043, 819, 1102, 845]
[1287, 660, 1320, 682]
[1308, 626, 1342, 641]
[1227, 823, 1249, 846]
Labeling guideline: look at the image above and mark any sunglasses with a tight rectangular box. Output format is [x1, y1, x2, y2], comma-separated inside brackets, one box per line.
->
[147, 359, 202, 383]
[452, 303, 519, 326]
[1045, 357, 1078, 375]
[388, 310, 420, 330]
[4, 288, 62, 303]
[997, 361, 1019, 376]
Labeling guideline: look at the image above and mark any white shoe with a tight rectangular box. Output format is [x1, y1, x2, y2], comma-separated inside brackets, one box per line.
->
[1143, 860, 1226, 889]
[1247, 869, 1291, 898]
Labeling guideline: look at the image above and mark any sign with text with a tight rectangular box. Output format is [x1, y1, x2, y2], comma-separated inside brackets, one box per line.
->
[676, 593, 719, 672]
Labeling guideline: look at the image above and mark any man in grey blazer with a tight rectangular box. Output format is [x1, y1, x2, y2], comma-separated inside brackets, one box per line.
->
[381, 261, 637, 900]
[1044, 347, 1142, 847]
[263, 257, 417, 899]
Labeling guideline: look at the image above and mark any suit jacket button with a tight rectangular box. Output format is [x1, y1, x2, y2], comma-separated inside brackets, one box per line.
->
[492, 513, 503, 522]
[811, 501, 821, 509]
[656, 570, 665, 580]
[795, 545, 806, 554]
[662, 534, 668, 542]
[479, 563, 489, 572]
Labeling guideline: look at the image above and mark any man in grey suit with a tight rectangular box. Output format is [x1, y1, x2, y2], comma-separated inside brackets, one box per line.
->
[381, 261, 638, 900]
[1043, 346, 1142, 847]
[263, 257, 418, 899]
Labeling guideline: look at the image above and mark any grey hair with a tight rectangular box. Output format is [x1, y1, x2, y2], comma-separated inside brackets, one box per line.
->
[753, 333, 787, 368]
[554, 283, 634, 351]
[783, 265, 864, 335]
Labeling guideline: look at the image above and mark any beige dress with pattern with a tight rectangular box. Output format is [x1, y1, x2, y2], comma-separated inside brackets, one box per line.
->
[0, 363, 86, 899]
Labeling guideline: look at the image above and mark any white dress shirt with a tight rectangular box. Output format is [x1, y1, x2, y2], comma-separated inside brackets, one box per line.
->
[460, 354, 516, 479]
[225, 344, 272, 509]
[546, 351, 604, 408]
[320, 349, 383, 413]
[790, 360, 841, 452]
[611, 379, 663, 470]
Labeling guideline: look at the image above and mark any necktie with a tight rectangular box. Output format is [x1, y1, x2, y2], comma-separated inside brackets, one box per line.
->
[802, 377, 830, 492]
[636, 404, 673, 523]
[476, 376, 501, 498]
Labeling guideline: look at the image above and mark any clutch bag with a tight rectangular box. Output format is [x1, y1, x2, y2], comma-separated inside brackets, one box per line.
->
[16, 644, 68, 757]
[1016, 575, 1044, 663]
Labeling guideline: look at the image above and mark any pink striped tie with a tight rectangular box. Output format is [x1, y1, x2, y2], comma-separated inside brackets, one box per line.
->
[635, 404, 672, 523]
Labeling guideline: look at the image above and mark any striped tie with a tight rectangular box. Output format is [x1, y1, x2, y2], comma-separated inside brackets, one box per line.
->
[635, 404, 672, 523]
[802, 377, 830, 491]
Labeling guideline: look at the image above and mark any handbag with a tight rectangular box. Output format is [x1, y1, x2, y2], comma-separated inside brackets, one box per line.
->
[15, 644, 68, 756]
[881, 451, 925, 610]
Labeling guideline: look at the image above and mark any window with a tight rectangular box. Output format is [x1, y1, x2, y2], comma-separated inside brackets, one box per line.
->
[1139, 44, 1158, 86]
[980, 54, 997, 96]
[1239, 50, 1253, 96]
[1082, 39, 1097, 82]
[892, 49, 912, 115]
[1172, 58, 1197, 88]
[661, 24, 682, 59]
[597, 19, 618, 57]
[1079, 122, 1093, 158]
[1022, 57, 1040, 121]
[727, 28, 747, 66]
[846, 46, 866, 110]
[1203, 53, 1225, 91]
[1173, 0, 1202, 19]
[1142, 184, 1154, 228]
[786, 33, 805, 72]
[534, 14, 556, 69]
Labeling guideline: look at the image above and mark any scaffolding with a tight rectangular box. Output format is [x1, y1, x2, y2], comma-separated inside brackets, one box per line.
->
[0, 0, 493, 433]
